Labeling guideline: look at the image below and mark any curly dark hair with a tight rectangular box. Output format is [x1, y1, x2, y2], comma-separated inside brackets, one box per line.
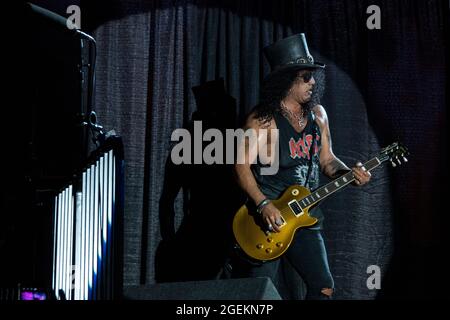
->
[254, 66, 325, 124]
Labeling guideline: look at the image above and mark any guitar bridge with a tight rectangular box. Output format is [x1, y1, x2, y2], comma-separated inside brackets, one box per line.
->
[288, 200, 304, 217]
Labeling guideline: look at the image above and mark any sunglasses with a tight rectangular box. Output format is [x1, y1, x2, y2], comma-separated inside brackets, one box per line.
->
[299, 71, 313, 83]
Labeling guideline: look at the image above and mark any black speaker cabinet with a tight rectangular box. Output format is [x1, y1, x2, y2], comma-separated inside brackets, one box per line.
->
[123, 277, 281, 300]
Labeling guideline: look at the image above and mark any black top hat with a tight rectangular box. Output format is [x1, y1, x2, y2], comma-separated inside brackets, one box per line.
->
[192, 78, 226, 105]
[191, 78, 235, 115]
[263, 33, 325, 73]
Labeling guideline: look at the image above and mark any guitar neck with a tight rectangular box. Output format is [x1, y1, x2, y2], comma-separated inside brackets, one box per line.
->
[298, 157, 383, 209]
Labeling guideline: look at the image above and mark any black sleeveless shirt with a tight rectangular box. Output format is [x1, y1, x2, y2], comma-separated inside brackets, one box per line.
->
[252, 110, 324, 228]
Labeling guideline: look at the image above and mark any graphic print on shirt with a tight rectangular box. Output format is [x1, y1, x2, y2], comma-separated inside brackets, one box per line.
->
[294, 161, 320, 189]
[289, 133, 321, 188]
[289, 134, 320, 160]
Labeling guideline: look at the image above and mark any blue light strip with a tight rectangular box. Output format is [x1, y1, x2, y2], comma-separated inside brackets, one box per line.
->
[74, 192, 82, 300]
[108, 151, 114, 290]
[86, 168, 91, 299]
[93, 160, 99, 299]
[88, 164, 95, 298]
[68, 185, 74, 300]
[81, 172, 87, 300]
[62, 188, 67, 299]
[57, 192, 62, 299]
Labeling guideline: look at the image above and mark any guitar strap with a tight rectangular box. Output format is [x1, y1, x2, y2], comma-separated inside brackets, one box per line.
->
[303, 111, 318, 188]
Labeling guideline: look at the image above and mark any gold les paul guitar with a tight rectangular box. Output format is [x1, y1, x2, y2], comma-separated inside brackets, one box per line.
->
[233, 142, 408, 262]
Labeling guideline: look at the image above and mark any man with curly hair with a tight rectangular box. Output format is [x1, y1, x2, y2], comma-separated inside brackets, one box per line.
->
[232, 34, 371, 299]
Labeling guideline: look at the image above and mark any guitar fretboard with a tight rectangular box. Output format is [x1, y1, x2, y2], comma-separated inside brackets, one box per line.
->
[298, 157, 382, 209]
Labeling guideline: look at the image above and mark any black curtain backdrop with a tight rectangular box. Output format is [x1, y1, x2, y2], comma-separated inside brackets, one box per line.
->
[82, 0, 448, 299]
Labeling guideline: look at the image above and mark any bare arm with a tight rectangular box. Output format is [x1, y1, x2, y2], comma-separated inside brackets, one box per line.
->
[234, 113, 272, 205]
[234, 113, 283, 232]
[313, 104, 372, 185]
[313, 105, 351, 178]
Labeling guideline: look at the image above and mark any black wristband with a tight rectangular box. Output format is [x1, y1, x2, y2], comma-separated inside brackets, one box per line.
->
[256, 198, 271, 214]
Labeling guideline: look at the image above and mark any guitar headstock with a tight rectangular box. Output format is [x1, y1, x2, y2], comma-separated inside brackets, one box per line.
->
[379, 142, 409, 167]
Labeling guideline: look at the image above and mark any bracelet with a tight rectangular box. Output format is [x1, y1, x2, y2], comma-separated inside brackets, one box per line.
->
[256, 198, 271, 214]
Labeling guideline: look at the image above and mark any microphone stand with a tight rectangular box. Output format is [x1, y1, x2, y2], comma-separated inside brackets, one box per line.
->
[77, 30, 98, 151]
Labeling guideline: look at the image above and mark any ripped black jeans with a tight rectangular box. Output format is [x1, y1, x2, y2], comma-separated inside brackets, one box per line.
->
[231, 229, 334, 300]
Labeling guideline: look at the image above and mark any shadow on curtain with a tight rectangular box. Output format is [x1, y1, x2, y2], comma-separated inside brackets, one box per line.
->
[84, 0, 447, 299]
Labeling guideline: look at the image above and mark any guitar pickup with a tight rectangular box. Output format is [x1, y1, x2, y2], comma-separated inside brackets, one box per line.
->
[288, 200, 303, 216]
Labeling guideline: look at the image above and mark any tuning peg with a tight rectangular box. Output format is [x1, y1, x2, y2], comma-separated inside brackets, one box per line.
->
[390, 160, 397, 167]
[396, 156, 402, 165]
[402, 156, 408, 163]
